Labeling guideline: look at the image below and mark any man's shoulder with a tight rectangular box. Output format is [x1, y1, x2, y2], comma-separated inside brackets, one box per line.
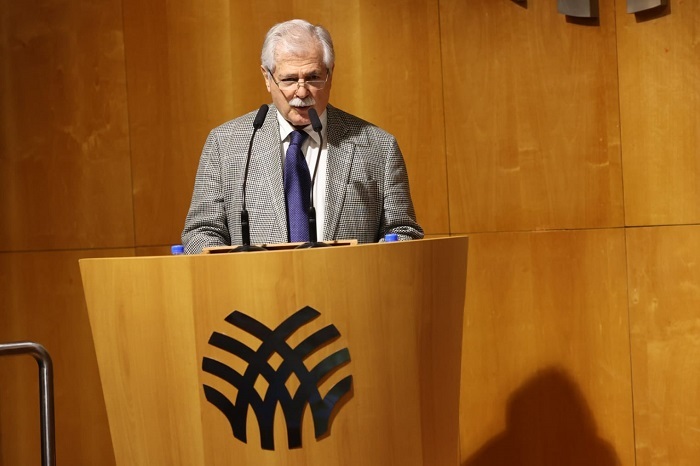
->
[327, 104, 395, 142]
[328, 104, 371, 127]
[211, 107, 261, 134]
[205, 105, 276, 146]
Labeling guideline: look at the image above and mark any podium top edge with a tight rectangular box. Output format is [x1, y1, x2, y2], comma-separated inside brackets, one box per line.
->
[77, 236, 468, 263]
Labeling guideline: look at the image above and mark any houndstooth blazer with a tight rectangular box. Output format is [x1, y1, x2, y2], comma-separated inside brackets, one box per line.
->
[181, 104, 424, 253]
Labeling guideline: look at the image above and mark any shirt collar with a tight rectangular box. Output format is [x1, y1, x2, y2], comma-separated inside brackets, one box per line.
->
[276, 108, 328, 146]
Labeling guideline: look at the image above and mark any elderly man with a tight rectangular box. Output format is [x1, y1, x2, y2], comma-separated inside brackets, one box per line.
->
[182, 19, 423, 253]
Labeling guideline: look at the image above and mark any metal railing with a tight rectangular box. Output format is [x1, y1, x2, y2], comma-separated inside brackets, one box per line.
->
[0, 341, 56, 466]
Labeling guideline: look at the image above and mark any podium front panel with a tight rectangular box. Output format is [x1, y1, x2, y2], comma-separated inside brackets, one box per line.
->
[80, 237, 468, 465]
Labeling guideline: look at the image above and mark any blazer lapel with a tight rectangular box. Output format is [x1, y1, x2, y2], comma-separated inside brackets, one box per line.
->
[324, 105, 360, 239]
[257, 106, 288, 240]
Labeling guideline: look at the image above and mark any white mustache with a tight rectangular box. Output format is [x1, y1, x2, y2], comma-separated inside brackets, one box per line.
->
[289, 96, 315, 107]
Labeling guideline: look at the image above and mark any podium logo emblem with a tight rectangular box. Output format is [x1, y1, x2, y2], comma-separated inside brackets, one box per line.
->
[202, 306, 353, 450]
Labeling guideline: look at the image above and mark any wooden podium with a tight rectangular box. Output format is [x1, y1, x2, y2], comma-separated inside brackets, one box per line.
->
[80, 237, 468, 465]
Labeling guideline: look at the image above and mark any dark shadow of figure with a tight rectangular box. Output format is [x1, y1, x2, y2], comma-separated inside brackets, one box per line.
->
[463, 368, 621, 466]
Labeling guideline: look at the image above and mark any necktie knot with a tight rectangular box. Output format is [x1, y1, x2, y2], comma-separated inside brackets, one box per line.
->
[289, 130, 308, 148]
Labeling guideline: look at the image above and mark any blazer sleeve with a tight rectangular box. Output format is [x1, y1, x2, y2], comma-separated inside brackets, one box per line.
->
[181, 130, 231, 253]
[380, 136, 424, 241]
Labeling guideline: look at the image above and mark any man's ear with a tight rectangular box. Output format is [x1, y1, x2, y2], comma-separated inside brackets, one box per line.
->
[261, 66, 272, 92]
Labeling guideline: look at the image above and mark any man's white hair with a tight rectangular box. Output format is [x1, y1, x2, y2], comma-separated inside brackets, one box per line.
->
[261, 19, 335, 74]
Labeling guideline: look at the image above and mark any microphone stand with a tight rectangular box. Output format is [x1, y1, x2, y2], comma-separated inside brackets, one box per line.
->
[233, 105, 269, 253]
[297, 108, 329, 249]
[296, 205, 328, 249]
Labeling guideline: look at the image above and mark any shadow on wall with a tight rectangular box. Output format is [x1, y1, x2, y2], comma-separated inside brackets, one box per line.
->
[463, 367, 621, 466]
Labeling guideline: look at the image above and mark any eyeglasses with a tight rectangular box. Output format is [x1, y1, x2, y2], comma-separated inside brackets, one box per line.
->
[267, 68, 330, 92]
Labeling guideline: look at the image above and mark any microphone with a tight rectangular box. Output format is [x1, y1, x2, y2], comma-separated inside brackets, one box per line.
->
[233, 104, 269, 253]
[297, 107, 329, 249]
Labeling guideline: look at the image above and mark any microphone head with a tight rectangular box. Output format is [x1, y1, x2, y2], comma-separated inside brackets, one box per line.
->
[253, 104, 269, 129]
[308, 107, 323, 133]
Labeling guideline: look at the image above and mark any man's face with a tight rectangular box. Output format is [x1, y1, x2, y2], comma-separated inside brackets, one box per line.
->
[261, 42, 332, 127]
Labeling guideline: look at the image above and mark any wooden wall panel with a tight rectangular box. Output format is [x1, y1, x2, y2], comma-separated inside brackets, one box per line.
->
[0, 249, 134, 466]
[136, 245, 173, 257]
[325, 0, 448, 234]
[9, 1, 699, 464]
[617, 3, 700, 226]
[123, 0, 246, 248]
[460, 230, 635, 465]
[0, 354, 41, 465]
[126, 0, 447, 247]
[440, 0, 623, 233]
[0, 0, 134, 251]
[627, 225, 700, 466]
